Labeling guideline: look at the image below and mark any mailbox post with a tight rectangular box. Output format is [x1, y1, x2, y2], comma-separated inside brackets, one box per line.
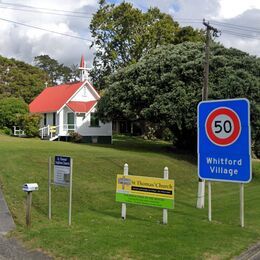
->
[22, 183, 38, 227]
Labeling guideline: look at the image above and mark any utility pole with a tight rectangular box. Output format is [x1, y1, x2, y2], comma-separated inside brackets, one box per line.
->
[197, 19, 220, 209]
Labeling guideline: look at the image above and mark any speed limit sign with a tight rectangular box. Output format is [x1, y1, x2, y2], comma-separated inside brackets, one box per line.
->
[205, 107, 241, 146]
[198, 99, 251, 183]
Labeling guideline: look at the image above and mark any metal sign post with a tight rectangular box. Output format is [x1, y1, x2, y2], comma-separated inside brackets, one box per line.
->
[208, 181, 211, 222]
[240, 183, 244, 227]
[48, 157, 52, 220]
[69, 159, 73, 226]
[49, 156, 73, 226]
[198, 98, 251, 227]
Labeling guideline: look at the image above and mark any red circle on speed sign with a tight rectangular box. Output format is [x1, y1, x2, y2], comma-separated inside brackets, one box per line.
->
[205, 107, 241, 146]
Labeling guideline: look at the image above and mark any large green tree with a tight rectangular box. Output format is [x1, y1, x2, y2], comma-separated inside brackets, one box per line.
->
[34, 55, 80, 85]
[90, 0, 204, 89]
[0, 56, 46, 103]
[97, 42, 260, 156]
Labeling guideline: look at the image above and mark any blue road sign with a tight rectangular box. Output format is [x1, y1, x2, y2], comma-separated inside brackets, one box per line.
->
[198, 99, 251, 183]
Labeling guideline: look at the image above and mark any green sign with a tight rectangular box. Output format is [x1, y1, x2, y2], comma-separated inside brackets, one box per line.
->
[116, 175, 174, 209]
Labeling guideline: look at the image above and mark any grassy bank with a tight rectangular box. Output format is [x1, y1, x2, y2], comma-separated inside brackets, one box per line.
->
[0, 134, 259, 259]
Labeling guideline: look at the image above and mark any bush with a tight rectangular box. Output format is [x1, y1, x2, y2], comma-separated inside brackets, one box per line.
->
[161, 128, 174, 141]
[0, 97, 28, 129]
[69, 132, 82, 143]
[0, 127, 12, 135]
[17, 113, 41, 137]
[253, 137, 260, 158]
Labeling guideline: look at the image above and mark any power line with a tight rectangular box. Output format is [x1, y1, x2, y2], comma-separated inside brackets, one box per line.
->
[0, 2, 93, 16]
[221, 30, 260, 40]
[176, 18, 260, 34]
[0, 5, 92, 19]
[210, 20, 260, 33]
[1, 10, 260, 43]
[209, 21, 260, 39]
[0, 17, 92, 42]
[176, 19, 260, 40]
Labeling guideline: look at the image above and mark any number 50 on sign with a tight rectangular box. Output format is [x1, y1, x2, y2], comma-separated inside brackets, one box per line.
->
[205, 107, 241, 146]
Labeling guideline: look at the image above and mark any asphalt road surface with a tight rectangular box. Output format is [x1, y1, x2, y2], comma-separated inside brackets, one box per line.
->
[0, 189, 52, 259]
[0, 235, 52, 260]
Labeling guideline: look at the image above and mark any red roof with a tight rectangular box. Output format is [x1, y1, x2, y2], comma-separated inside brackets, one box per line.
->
[67, 101, 97, 113]
[29, 82, 83, 113]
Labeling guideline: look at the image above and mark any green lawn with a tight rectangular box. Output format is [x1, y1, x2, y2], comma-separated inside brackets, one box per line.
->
[0, 134, 259, 259]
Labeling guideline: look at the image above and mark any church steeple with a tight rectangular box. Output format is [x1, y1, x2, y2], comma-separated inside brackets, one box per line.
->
[79, 54, 89, 82]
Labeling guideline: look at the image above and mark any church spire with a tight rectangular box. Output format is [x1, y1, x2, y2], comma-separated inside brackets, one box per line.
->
[79, 54, 88, 82]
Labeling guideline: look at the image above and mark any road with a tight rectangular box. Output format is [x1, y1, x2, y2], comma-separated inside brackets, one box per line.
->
[0, 188, 52, 259]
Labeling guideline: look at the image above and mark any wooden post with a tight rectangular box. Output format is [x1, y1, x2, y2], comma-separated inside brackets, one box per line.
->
[163, 167, 169, 224]
[208, 181, 212, 222]
[240, 183, 244, 228]
[121, 163, 128, 220]
[48, 157, 52, 220]
[26, 192, 32, 227]
[197, 20, 220, 209]
[69, 159, 73, 226]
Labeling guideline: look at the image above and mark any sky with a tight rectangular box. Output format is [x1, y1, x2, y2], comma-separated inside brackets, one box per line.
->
[0, 0, 260, 67]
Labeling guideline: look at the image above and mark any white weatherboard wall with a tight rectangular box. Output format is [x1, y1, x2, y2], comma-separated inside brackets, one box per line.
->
[58, 105, 112, 137]
[76, 109, 112, 136]
[58, 110, 64, 134]
[40, 113, 55, 127]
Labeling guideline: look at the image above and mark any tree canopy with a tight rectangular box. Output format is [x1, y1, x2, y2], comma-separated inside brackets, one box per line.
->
[34, 55, 80, 85]
[90, 0, 204, 89]
[0, 55, 47, 103]
[96, 42, 260, 156]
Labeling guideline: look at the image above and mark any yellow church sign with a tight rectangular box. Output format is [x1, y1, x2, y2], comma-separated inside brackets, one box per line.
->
[116, 174, 174, 209]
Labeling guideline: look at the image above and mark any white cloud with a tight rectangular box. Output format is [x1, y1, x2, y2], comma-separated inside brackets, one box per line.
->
[173, 0, 220, 20]
[215, 9, 260, 57]
[0, 0, 260, 68]
[0, 0, 98, 66]
[218, 0, 260, 19]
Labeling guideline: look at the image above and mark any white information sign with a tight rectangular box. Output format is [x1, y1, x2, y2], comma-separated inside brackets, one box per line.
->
[54, 156, 71, 186]
[49, 155, 73, 225]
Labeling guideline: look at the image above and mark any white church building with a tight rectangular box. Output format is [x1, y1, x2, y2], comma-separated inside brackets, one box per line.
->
[29, 56, 112, 144]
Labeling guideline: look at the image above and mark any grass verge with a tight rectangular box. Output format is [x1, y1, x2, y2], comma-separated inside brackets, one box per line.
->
[0, 134, 259, 259]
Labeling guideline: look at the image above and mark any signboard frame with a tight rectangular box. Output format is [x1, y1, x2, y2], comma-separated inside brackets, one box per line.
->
[48, 155, 73, 225]
[116, 174, 174, 209]
[198, 98, 251, 183]
[54, 156, 71, 186]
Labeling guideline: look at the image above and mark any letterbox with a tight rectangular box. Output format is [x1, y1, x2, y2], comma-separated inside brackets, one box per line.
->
[22, 183, 39, 192]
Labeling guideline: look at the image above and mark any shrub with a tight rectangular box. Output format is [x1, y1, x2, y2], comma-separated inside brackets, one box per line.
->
[162, 128, 174, 141]
[0, 127, 12, 135]
[0, 97, 28, 129]
[253, 138, 260, 158]
[69, 132, 82, 143]
[17, 113, 41, 137]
